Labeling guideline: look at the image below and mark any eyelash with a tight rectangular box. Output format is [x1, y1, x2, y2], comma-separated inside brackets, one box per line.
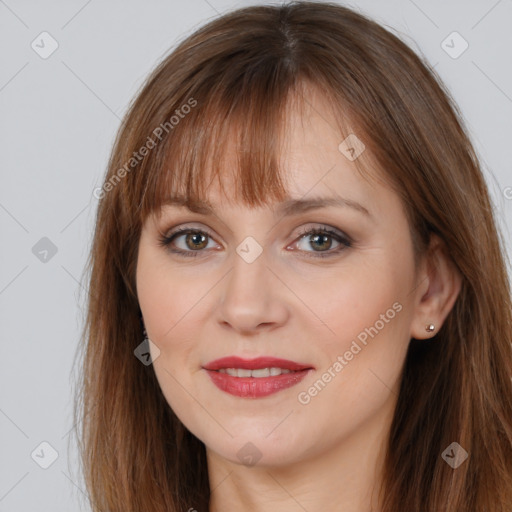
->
[157, 224, 352, 259]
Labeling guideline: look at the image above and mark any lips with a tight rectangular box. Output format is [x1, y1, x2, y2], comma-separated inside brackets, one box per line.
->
[203, 356, 313, 372]
[202, 356, 314, 398]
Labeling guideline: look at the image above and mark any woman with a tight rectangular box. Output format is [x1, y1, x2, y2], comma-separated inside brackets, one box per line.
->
[74, 1, 512, 511]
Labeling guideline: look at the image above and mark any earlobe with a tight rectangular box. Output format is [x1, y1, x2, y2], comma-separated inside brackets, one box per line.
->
[410, 234, 462, 340]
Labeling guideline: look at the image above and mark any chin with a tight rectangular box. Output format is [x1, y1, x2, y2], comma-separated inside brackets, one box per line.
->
[201, 422, 310, 468]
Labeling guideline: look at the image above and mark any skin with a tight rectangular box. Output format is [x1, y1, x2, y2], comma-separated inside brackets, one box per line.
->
[136, 86, 461, 511]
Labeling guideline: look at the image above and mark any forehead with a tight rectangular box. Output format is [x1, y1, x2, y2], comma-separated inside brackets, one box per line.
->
[197, 96, 379, 203]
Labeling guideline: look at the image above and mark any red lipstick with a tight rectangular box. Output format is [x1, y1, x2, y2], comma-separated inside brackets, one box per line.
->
[203, 356, 313, 398]
[203, 356, 312, 372]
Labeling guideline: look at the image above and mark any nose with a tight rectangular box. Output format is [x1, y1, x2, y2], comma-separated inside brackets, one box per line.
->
[216, 248, 290, 335]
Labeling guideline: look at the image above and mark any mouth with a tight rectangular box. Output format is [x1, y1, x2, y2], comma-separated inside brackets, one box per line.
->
[202, 356, 314, 398]
[217, 367, 298, 377]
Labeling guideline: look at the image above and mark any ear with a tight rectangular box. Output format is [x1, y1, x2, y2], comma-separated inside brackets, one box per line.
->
[410, 234, 462, 340]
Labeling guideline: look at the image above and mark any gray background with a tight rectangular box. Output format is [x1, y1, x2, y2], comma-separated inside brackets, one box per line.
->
[1, 0, 511, 510]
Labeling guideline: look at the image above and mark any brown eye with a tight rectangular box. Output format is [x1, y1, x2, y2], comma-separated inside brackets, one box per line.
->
[293, 226, 352, 258]
[183, 232, 209, 250]
[158, 228, 216, 258]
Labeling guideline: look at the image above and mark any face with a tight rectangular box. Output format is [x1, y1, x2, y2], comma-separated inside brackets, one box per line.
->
[136, 88, 424, 468]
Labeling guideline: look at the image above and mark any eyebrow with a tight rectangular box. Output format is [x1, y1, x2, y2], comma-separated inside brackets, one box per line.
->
[162, 194, 372, 219]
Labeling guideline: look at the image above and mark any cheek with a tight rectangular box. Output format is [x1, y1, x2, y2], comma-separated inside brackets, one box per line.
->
[298, 252, 411, 349]
[136, 241, 224, 404]
[297, 247, 414, 400]
[136, 247, 204, 424]
[137, 243, 204, 344]
[291, 276, 411, 455]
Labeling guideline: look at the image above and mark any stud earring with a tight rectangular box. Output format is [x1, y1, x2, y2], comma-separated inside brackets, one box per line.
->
[425, 323, 435, 333]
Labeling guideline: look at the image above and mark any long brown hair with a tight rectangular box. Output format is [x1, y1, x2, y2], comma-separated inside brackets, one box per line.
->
[73, 2, 512, 510]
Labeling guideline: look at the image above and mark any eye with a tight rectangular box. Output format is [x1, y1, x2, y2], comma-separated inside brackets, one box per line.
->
[158, 224, 352, 259]
[158, 227, 218, 258]
[291, 225, 352, 259]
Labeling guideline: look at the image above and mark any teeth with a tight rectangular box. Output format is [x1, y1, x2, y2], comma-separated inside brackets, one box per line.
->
[218, 367, 294, 377]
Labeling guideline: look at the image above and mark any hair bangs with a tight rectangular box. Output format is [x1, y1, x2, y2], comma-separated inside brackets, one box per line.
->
[137, 60, 304, 223]
[136, 65, 376, 227]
